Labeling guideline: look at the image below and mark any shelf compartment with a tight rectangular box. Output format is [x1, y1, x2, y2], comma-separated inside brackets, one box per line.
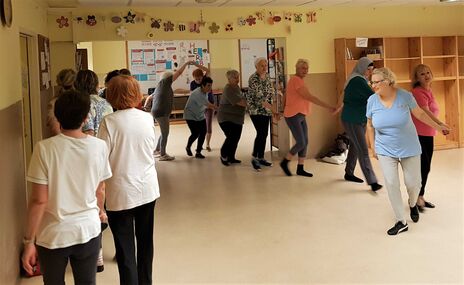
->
[384, 58, 421, 83]
[458, 36, 464, 56]
[344, 38, 384, 60]
[423, 55, 456, 59]
[423, 57, 457, 78]
[433, 80, 460, 146]
[384, 37, 420, 58]
[459, 57, 464, 77]
[422, 36, 457, 57]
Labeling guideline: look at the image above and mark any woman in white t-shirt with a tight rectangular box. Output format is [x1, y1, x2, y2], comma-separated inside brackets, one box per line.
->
[98, 75, 160, 285]
[22, 90, 112, 284]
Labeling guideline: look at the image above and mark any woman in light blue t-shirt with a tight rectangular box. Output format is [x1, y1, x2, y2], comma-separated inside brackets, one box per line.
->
[366, 68, 449, 236]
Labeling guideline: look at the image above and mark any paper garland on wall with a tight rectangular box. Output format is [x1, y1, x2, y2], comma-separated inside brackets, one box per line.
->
[66, 9, 318, 35]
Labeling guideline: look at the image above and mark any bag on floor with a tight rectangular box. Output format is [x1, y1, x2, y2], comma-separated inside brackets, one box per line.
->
[319, 133, 349, 165]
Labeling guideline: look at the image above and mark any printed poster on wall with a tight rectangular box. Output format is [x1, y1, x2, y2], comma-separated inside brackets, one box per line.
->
[127, 40, 209, 93]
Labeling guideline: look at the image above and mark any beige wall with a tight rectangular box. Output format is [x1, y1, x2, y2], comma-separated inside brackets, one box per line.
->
[0, 0, 49, 283]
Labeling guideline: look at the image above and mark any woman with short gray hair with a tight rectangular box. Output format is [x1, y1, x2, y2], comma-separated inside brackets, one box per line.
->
[218, 70, 247, 166]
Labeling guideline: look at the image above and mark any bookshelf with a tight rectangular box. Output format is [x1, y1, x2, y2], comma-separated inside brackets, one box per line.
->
[335, 36, 463, 150]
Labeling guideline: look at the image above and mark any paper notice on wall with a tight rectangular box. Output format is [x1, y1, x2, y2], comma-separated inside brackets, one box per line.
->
[40, 52, 46, 70]
[356, 38, 368, 47]
[42, 72, 50, 89]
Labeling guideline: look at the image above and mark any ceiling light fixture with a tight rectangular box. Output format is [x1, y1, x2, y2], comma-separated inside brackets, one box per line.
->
[439, 0, 462, 2]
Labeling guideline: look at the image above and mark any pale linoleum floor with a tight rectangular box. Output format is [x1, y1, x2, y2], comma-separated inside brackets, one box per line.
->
[20, 117, 464, 285]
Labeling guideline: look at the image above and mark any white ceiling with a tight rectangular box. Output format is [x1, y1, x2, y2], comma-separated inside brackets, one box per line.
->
[46, 0, 464, 8]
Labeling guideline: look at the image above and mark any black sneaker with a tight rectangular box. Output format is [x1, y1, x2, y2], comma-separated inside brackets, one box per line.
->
[387, 221, 408, 235]
[220, 156, 230, 166]
[186, 147, 193, 156]
[410, 205, 419, 223]
[344, 174, 364, 183]
[195, 153, 205, 159]
[251, 158, 261, 171]
[228, 158, 241, 164]
[258, 158, 273, 167]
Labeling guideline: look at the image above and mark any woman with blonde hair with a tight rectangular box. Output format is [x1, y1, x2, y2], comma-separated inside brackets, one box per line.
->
[98, 75, 160, 285]
[411, 64, 444, 211]
[366, 67, 449, 235]
[247, 57, 275, 171]
[280, 59, 337, 177]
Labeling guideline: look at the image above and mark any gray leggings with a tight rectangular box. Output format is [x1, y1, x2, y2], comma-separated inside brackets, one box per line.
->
[285, 113, 309, 158]
[37, 235, 101, 285]
[155, 116, 170, 156]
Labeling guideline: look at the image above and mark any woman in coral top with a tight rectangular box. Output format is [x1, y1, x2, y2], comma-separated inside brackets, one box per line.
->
[411, 64, 448, 211]
[280, 59, 337, 177]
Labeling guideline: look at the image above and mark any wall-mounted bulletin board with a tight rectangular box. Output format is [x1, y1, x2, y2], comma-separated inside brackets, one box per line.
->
[127, 40, 209, 93]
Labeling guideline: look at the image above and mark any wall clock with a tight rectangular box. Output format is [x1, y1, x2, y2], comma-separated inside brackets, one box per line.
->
[1, 0, 13, 28]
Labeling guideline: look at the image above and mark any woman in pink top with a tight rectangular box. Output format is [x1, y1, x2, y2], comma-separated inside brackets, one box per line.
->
[280, 59, 337, 176]
[411, 64, 449, 211]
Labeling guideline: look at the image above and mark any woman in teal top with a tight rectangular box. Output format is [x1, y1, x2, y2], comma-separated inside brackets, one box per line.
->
[341, 57, 382, 191]
[366, 68, 449, 236]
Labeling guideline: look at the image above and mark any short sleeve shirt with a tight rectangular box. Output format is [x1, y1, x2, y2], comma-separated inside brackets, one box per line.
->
[183, 87, 209, 121]
[190, 80, 214, 103]
[217, 84, 246, 125]
[411, 86, 439, 136]
[284, 75, 311, 118]
[366, 89, 421, 158]
[27, 134, 112, 249]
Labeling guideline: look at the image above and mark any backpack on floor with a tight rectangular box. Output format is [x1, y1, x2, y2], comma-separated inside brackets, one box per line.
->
[320, 133, 349, 165]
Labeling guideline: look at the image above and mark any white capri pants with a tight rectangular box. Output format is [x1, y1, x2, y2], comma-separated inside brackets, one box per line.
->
[377, 155, 421, 223]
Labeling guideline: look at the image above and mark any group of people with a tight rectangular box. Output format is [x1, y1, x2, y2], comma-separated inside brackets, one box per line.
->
[21, 55, 449, 284]
[341, 58, 449, 235]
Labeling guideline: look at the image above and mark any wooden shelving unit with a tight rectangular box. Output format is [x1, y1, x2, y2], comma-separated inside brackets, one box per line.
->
[335, 35, 463, 150]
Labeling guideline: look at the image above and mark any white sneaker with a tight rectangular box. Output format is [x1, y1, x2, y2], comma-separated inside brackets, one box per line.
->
[159, 154, 175, 161]
[97, 248, 104, 272]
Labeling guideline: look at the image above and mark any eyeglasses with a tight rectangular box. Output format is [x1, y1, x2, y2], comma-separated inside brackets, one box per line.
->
[370, 79, 385, 85]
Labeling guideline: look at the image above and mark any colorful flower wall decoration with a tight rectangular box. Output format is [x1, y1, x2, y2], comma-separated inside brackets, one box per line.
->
[56, 16, 69, 28]
[246, 15, 257, 26]
[116, 26, 128, 37]
[306, 11, 317, 23]
[151, 18, 161, 29]
[178, 23, 186, 32]
[225, 23, 234, 32]
[124, 12, 136, 24]
[164, 21, 175, 32]
[189, 22, 200, 33]
[255, 11, 265, 21]
[111, 16, 122, 23]
[294, 13, 303, 23]
[86, 15, 97, 26]
[208, 22, 220, 34]
[75, 16, 84, 24]
[284, 12, 292, 21]
[237, 17, 246, 26]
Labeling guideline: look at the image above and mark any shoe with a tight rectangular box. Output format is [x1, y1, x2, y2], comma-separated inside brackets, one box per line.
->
[228, 158, 241, 164]
[424, 201, 435, 208]
[153, 150, 161, 158]
[258, 158, 273, 167]
[280, 159, 292, 176]
[344, 174, 364, 183]
[159, 154, 175, 161]
[206, 146, 212, 152]
[97, 248, 104, 273]
[195, 153, 205, 159]
[220, 156, 230, 166]
[186, 147, 193, 156]
[410, 205, 419, 223]
[251, 158, 261, 171]
[297, 165, 313, 177]
[370, 183, 383, 192]
[387, 221, 408, 235]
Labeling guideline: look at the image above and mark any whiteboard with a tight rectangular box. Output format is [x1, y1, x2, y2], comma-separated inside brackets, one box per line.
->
[239, 39, 267, 88]
[127, 40, 209, 93]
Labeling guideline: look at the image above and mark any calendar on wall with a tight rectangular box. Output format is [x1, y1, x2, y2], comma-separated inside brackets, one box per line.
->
[127, 40, 209, 93]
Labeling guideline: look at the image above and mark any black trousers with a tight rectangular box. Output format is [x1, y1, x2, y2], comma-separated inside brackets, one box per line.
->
[219, 121, 243, 160]
[418, 135, 434, 196]
[107, 200, 156, 285]
[186, 119, 207, 153]
[250, 115, 270, 158]
[37, 235, 101, 285]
